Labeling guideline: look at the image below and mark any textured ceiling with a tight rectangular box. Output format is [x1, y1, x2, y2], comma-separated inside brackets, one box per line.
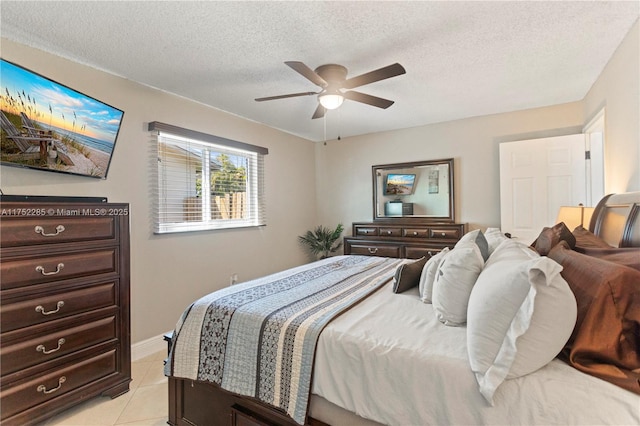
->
[1, 1, 638, 142]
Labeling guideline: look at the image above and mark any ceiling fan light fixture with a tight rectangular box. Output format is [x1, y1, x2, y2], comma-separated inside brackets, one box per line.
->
[256, 61, 406, 119]
[318, 91, 344, 110]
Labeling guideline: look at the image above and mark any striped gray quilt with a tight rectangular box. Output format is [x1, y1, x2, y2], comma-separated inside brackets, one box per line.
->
[165, 255, 403, 424]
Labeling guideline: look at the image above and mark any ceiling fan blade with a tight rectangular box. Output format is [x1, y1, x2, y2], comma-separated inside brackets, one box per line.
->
[285, 61, 328, 87]
[311, 104, 326, 119]
[255, 91, 318, 102]
[343, 91, 395, 109]
[343, 63, 406, 89]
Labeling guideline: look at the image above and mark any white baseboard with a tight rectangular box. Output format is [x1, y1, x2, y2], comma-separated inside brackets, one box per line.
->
[131, 332, 170, 361]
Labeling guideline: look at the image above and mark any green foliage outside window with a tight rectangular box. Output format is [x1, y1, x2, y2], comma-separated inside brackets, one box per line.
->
[196, 153, 247, 197]
[211, 154, 246, 195]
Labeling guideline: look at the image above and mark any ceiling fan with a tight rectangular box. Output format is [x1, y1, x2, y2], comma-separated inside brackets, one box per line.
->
[255, 61, 406, 119]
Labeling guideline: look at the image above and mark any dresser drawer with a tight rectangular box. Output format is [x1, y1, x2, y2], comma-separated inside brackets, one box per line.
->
[348, 243, 401, 258]
[0, 349, 118, 421]
[403, 228, 429, 238]
[0, 217, 116, 248]
[0, 249, 117, 290]
[377, 227, 402, 237]
[429, 228, 462, 239]
[354, 226, 378, 236]
[404, 246, 441, 259]
[1, 282, 117, 332]
[1, 316, 117, 376]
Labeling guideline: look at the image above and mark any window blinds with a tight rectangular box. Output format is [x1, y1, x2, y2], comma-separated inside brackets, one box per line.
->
[150, 122, 267, 234]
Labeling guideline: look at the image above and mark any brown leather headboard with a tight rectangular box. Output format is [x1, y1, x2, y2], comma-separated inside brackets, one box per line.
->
[589, 192, 640, 248]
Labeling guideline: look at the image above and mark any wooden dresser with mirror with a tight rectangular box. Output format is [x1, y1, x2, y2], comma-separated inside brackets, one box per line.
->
[344, 158, 466, 259]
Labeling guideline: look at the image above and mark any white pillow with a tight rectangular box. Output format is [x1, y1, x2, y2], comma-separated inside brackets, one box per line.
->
[484, 227, 509, 255]
[418, 247, 449, 303]
[431, 242, 484, 326]
[467, 239, 577, 404]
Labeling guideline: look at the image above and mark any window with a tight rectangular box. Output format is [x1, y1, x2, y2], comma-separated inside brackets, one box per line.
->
[149, 122, 267, 234]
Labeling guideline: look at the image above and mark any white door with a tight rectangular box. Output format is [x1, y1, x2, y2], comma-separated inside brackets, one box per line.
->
[499, 134, 586, 244]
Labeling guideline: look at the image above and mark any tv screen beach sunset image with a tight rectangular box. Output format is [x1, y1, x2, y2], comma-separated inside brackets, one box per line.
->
[385, 173, 416, 195]
[0, 59, 124, 178]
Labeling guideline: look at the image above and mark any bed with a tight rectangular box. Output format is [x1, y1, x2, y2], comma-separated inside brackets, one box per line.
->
[165, 192, 640, 426]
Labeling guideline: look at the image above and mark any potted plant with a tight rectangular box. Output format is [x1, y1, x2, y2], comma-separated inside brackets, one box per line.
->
[298, 224, 344, 260]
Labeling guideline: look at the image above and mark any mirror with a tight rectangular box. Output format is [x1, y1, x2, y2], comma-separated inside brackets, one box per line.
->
[373, 158, 455, 222]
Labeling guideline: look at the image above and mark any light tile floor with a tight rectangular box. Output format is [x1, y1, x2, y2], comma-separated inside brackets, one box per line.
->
[40, 350, 168, 426]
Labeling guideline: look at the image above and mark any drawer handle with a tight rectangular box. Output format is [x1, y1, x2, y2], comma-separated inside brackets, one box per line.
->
[34, 225, 66, 237]
[386, 231, 392, 235]
[37, 338, 66, 355]
[37, 376, 66, 395]
[35, 263, 65, 276]
[35, 301, 65, 316]
[441, 232, 446, 237]
[368, 247, 378, 254]
[363, 230, 369, 234]
[413, 232, 418, 236]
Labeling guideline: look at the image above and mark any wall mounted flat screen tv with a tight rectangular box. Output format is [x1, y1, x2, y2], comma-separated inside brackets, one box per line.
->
[384, 173, 416, 195]
[0, 59, 124, 179]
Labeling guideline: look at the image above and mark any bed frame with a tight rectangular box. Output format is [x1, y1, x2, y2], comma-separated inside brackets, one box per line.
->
[168, 377, 329, 426]
[589, 192, 640, 247]
[168, 191, 640, 426]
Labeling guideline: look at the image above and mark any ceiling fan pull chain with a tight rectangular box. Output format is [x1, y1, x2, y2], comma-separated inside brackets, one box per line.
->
[323, 114, 327, 145]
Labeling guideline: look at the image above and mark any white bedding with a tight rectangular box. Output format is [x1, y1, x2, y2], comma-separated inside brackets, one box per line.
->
[312, 281, 640, 425]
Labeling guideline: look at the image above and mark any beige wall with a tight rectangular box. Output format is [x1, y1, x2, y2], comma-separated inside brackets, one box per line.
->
[0, 39, 318, 344]
[583, 20, 639, 193]
[316, 19, 639, 234]
[314, 103, 584, 233]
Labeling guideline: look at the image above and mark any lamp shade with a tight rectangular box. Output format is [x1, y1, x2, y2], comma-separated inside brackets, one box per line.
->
[556, 205, 595, 230]
[582, 207, 595, 229]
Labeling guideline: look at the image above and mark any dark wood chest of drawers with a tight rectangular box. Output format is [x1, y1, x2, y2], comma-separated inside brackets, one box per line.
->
[344, 221, 466, 259]
[0, 201, 131, 425]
